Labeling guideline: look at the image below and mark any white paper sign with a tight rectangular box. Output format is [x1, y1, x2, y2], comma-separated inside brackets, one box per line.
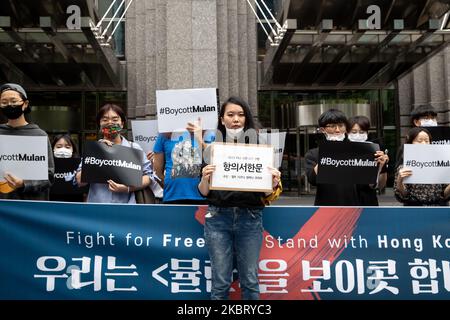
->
[0, 135, 48, 180]
[131, 120, 159, 154]
[259, 131, 287, 168]
[403, 144, 450, 184]
[210, 143, 274, 192]
[156, 88, 218, 133]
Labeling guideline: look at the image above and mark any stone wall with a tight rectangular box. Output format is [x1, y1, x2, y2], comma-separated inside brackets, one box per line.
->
[125, 0, 258, 122]
[398, 44, 450, 139]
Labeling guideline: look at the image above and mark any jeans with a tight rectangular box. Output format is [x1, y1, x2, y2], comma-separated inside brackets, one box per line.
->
[204, 205, 264, 300]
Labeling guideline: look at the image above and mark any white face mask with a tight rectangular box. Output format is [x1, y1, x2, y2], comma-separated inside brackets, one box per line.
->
[348, 133, 368, 142]
[325, 133, 346, 141]
[54, 147, 73, 158]
[225, 127, 244, 139]
[420, 119, 437, 127]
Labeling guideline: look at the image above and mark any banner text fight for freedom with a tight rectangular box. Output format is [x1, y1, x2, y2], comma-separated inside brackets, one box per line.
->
[320, 157, 377, 168]
[159, 105, 216, 116]
[0, 154, 45, 162]
[84, 157, 141, 171]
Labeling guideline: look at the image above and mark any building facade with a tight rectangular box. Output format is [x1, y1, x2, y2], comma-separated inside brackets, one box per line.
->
[1, 0, 450, 194]
[125, 0, 258, 120]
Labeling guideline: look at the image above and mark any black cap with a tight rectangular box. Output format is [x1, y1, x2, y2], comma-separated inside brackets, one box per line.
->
[0, 83, 28, 100]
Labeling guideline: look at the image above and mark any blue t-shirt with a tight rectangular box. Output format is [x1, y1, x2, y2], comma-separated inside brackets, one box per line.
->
[153, 131, 215, 202]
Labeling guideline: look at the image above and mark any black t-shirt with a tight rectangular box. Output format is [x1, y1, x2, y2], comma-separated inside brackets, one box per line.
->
[305, 147, 375, 206]
[206, 189, 265, 208]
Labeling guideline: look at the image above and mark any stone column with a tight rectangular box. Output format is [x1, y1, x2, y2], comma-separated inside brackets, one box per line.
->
[126, 0, 258, 123]
[397, 44, 450, 139]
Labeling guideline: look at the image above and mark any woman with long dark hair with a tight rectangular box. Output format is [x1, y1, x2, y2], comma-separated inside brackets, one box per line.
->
[394, 127, 450, 206]
[199, 96, 282, 300]
[347, 115, 389, 205]
[50, 134, 86, 202]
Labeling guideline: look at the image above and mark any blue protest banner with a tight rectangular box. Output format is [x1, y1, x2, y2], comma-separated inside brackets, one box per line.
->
[0, 200, 448, 300]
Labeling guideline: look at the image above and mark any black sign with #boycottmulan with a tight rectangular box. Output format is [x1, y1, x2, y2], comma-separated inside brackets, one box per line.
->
[317, 141, 380, 185]
[81, 142, 143, 187]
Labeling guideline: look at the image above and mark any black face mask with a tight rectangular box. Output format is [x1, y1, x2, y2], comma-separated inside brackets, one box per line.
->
[1, 104, 25, 120]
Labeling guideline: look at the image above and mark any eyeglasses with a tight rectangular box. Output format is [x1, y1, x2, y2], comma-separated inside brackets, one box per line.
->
[100, 116, 121, 123]
[0, 99, 23, 107]
[325, 123, 346, 130]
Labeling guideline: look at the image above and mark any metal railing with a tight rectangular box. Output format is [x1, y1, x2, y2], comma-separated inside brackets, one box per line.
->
[246, 0, 288, 46]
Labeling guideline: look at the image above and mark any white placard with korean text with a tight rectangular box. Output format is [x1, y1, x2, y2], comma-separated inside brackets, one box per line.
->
[210, 143, 274, 192]
[403, 144, 450, 184]
[0, 135, 48, 180]
[131, 120, 159, 154]
[156, 88, 218, 133]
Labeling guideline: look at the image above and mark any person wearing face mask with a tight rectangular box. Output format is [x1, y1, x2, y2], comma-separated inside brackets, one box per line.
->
[347, 116, 389, 205]
[305, 109, 361, 206]
[0, 83, 54, 200]
[395, 104, 439, 169]
[394, 128, 450, 206]
[49, 134, 86, 202]
[52, 134, 77, 159]
[199, 96, 282, 300]
[75, 104, 154, 203]
[411, 105, 438, 127]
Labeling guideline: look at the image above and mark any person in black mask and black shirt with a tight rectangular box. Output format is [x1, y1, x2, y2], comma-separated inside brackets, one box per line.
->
[0, 83, 54, 200]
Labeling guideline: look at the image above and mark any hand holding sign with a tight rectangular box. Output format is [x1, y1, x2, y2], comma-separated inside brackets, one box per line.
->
[186, 117, 202, 134]
[268, 166, 281, 189]
[3, 172, 24, 191]
[187, 117, 204, 146]
[107, 179, 129, 193]
[99, 139, 114, 147]
[374, 150, 389, 166]
[201, 164, 216, 183]
[398, 167, 413, 181]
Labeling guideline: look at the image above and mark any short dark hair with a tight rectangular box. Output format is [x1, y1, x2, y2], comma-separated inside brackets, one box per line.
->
[51, 134, 79, 157]
[96, 103, 126, 126]
[406, 127, 432, 144]
[218, 96, 256, 136]
[410, 105, 437, 123]
[347, 115, 370, 132]
[0, 83, 31, 113]
[318, 109, 348, 127]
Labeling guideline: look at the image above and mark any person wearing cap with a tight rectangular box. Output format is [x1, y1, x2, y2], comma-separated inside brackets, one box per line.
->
[0, 83, 54, 200]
